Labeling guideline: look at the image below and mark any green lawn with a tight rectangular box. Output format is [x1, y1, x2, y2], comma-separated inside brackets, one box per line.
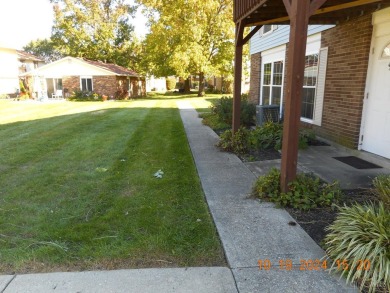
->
[0, 97, 225, 273]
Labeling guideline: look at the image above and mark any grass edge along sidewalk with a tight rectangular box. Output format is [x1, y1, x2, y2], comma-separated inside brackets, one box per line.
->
[0, 99, 225, 273]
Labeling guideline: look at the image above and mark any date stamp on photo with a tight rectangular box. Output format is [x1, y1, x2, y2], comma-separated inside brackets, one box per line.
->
[258, 259, 371, 271]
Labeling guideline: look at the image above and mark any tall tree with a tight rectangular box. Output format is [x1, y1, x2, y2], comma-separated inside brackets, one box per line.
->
[138, 0, 235, 96]
[50, 0, 139, 69]
[23, 39, 63, 63]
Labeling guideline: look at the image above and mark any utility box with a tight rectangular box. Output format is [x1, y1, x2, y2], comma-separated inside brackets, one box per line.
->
[256, 105, 281, 126]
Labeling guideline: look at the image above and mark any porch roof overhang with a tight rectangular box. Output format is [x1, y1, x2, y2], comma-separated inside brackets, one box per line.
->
[232, 0, 390, 193]
[234, 0, 390, 27]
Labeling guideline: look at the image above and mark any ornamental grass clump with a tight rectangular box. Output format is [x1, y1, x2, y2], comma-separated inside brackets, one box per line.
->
[373, 174, 390, 210]
[325, 202, 390, 293]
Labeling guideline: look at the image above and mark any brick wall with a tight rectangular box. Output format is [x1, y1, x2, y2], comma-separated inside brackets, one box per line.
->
[94, 76, 117, 98]
[311, 14, 373, 148]
[249, 52, 261, 104]
[62, 76, 79, 98]
[249, 15, 372, 149]
[62, 75, 146, 99]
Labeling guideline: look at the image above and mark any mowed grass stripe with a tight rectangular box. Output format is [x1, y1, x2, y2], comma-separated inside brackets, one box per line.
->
[0, 100, 225, 272]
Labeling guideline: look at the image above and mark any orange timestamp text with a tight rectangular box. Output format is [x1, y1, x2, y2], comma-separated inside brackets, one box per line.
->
[257, 259, 371, 271]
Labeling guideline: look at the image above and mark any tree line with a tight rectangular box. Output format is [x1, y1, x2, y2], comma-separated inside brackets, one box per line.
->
[24, 0, 235, 97]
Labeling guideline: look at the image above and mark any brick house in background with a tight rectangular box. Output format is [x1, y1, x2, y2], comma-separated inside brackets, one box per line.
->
[249, 7, 390, 160]
[22, 56, 146, 100]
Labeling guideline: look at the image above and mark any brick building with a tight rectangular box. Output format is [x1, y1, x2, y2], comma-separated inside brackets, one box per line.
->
[22, 57, 146, 100]
[249, 7, 390, 160]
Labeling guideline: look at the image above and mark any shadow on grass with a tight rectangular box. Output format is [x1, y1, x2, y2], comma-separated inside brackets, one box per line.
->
[142, 91, 229, 100]
[0, 106, 226, 273]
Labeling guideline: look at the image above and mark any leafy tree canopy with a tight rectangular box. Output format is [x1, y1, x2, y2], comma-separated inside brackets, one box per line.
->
[137, 0, 235, 96]
[23, 39, 63, 63]
[49, 0, 140, 70]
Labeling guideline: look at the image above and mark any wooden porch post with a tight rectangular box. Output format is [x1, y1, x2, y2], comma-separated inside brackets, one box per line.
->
[233, 21, 244, 133]
[280, 0, 311, 192]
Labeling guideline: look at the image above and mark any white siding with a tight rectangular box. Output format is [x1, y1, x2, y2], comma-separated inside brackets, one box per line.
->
[0, 48, 19, 94]
[27, 57, 114, 78]
[250, 25, 335, 55]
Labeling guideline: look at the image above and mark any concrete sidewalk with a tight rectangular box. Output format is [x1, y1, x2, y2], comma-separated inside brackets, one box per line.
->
[245, 145, 390, 190]
[177, 101, 356, 292]
[1, 268, 237, 293]
[1, 102, 363, 293]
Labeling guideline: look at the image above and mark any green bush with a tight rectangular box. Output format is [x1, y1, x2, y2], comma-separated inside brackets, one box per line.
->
[211, 96, 256, 127]
[253, 167, 281, 198]
[253, 168, 341, 210]
[200, 113, 230, 131]
[217, 122, 314, 156]
[325, 202, 390, 293]
[68, 91, 102, 101]
[373, 174, 390, 210]
[211, 96, 233, 123]
[166, 78, 177, 91]
[249, 122, 283, 150]
[299, 128, 316, 149]
[217, 127, 250, 154]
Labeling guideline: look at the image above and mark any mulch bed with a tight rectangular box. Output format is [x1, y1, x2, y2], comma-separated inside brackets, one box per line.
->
[285, 189, 380, 248]
[286, 189, 386, 293]
[212, 128, 386, 291]
[239, 148, 281, 162]
[308, 139, 330, 146]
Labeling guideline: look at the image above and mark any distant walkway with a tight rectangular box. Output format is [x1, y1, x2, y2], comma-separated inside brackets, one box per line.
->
[177, 101, 357, 292]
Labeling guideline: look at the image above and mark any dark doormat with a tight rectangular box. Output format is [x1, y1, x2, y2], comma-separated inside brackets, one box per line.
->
[333, 156, 382, 169]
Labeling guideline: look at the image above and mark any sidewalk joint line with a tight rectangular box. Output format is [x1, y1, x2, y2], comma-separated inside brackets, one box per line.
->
[1, 275, 16, 293]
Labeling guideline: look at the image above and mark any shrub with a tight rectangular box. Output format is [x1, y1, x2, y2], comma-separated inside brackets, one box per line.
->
[200, 113, 230, 130]
[325, 202, 390, 293]
[249, 122, 283, 150]
[211, 96, 256, 127]
[253, 167, 281, 198]
[216, 122, 315, 156]
[373, 174, 390, 210]
[299, 128, 316, 149]
[68, 91, 102, 101]
[217, 127, 250, 154]
[211, 96, 233, 123]
[175, 82, 184, 90]
[166, 78, 177, 91]
[207, 85, 215, 92]
[19, 80, 27, 94]
[115, 88, 128, 100]
[253, 168, 341, 210]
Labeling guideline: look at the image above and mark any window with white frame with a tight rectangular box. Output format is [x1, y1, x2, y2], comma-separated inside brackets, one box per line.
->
[81, 77, 93, 92]
[261, 60, 284, 107]
[301, 54, 319, 120]
[260, 25, 278, 37]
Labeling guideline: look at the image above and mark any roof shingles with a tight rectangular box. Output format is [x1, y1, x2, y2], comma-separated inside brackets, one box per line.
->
[17, 50, 44, 62]
[81, 58, 140, 77]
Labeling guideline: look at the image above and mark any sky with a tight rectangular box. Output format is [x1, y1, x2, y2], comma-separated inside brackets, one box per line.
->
[0, 0, 147, 50]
